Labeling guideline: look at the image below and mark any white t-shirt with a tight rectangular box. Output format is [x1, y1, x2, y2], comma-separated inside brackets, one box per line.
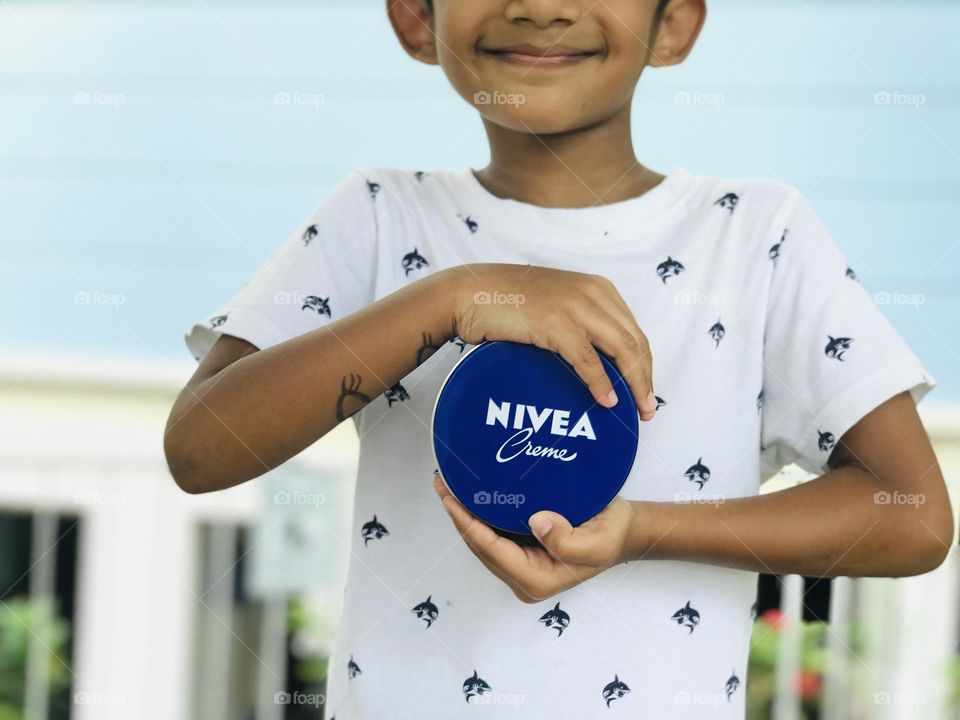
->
[185, 165, 936, 719]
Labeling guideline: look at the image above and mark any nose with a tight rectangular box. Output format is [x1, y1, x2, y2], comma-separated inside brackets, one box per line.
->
[505, 0, 583, 28]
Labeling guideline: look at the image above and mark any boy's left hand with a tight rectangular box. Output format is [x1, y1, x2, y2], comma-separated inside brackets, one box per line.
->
[432, 474, 641, 603]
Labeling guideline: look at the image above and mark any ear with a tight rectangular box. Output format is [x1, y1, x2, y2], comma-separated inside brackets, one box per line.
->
[387, 0, 438, 65]
[647, 0, 707, 68]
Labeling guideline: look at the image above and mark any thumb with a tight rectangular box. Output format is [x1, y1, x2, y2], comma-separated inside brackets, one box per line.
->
[528, 511, 574, 556]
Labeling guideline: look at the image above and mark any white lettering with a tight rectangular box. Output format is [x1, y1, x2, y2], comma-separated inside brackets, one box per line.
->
[550, 410, 570, 435]
[568, 412, 596, 440]
[496, 428, 578, 463]
[486, 399, 510, 428]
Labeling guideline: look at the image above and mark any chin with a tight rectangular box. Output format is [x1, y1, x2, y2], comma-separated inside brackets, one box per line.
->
[479, 103, 596, 136]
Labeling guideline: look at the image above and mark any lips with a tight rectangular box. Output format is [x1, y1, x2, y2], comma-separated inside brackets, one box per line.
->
[479, 42, 600, 68]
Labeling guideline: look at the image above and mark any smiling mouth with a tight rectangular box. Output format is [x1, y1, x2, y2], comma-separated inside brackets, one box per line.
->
[479, 43, 601, 69]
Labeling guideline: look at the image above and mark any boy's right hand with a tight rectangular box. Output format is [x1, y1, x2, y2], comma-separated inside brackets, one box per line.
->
[447, 263, 657, 421]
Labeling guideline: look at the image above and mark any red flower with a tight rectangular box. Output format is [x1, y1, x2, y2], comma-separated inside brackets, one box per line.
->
[796, 670, 822, 701]
[759, 608, 785, 630]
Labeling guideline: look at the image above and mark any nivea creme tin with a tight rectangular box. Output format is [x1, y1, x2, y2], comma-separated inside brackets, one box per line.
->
[431, 340, 639, 536]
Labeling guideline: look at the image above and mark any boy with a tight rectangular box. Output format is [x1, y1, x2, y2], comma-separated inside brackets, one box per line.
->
[165, 0, 954, 717]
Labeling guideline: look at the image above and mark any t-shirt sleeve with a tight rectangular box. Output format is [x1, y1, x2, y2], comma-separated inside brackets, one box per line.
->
[758, 190, 937, 481]
[184, 168, 378, 363]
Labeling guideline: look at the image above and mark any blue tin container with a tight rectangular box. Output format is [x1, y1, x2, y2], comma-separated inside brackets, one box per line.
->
[431, 340, 639, 536]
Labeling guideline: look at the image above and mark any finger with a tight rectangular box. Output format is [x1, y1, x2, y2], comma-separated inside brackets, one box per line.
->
[529, 510, 610, 567]
[575, 298, 657, 420]
[433, 475, 532, 578]
[553, 329, 619, 408]
[432, 477, 570, 600]
[581, 279, 658, 420]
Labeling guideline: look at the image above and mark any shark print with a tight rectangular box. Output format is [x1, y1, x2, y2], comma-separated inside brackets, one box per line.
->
[750, 601, 758, 620]
[684, 458, 711, 490]
[463, 671, 491, 703]
[769, 229, 787, 264]
[655, 395, 666, 411]
[846, 266, 859, 282]
[825, 335, 853, 361]
[708, 318, 726, 348]
[538, 602, 570, 637]
[817, 430, 836, 452]
[602, 675, 630, 707]
[457, 213, 479, 234]
[714, 192, 739, 213]
[385, 382, 410, 407]
[656, 256, 685, 284]
[302, 295, 332, 318]
[402, 247, 429, 276]
[757, 388, 764, 414]
[347, 656, 362, 680]
[209, 313, 229, 328]
[414, 170, 428, 182]
[451, 336, 467, 352]
[725, 670, 741, 701]
[366, 180, 381, 199]
[302, 223, 318, 246]
[361, 515, 389, 546]
[411, 595, 439, 628]
[671, 601, 701, 634]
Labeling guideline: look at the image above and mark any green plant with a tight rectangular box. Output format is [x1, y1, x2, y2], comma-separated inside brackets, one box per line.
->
[0, 596, 71, 720]
[948, 654, 960, 712]
[747, 609, 828, 720]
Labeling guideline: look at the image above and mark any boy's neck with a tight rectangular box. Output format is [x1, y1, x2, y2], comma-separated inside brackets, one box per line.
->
[475, 106, 665, 209]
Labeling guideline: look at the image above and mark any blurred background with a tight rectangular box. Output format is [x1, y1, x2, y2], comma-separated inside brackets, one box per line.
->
[1, 0, 958, 718]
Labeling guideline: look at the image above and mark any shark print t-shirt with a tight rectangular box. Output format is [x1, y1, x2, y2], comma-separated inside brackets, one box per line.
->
[185, 165, 936, 719]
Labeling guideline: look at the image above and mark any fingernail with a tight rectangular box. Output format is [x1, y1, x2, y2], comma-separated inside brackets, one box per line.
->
[529, 514, 552, 538]
[603, 389, 618, 407]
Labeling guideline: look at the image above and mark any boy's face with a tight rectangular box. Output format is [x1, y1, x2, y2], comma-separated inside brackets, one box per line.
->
[389, 0, 705, 135]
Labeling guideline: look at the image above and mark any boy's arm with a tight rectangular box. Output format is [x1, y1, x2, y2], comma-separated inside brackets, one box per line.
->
[434, 391, 954, 603]
[165, 269, 458, 494]
[628, 391, 954, 577]
[167, 263, 658, 494]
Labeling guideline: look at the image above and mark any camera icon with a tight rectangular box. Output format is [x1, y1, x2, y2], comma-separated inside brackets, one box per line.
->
[474, 490, 491, 505]
[273, 491, 291, 505]
[874, 491, 891, 505]
[474, 91, 492, 105]
[473, 291, 491, 305]
[274, 691, 291, 705]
